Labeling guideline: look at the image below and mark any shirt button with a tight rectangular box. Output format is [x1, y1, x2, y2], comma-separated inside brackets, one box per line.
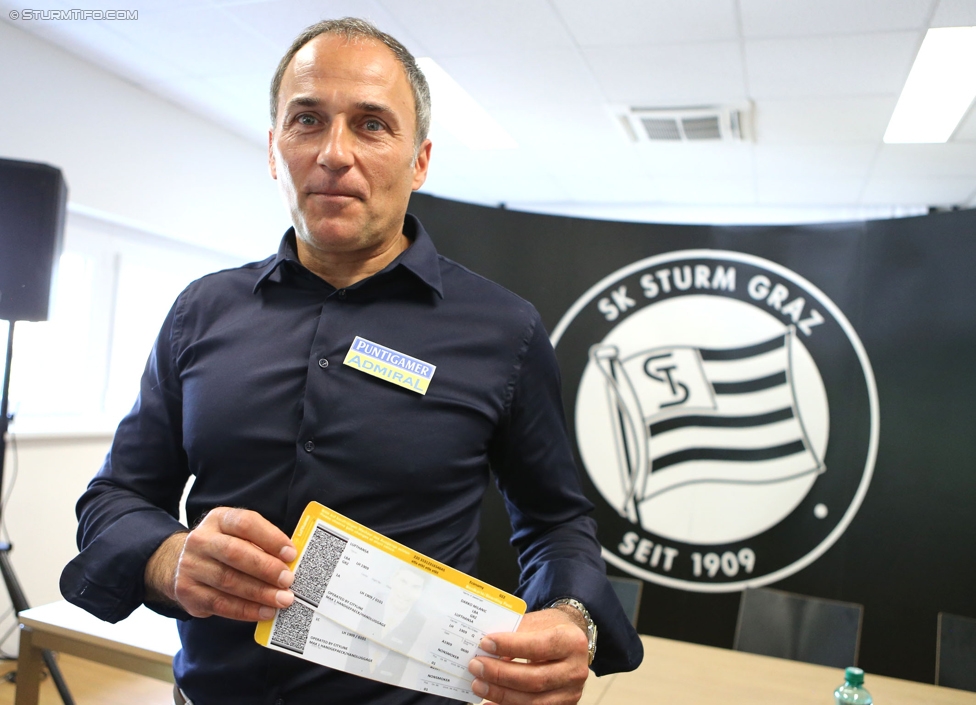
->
[337, 289, 347, 299]
[304, 441, 314, 453]
[318, 358, 329, 368]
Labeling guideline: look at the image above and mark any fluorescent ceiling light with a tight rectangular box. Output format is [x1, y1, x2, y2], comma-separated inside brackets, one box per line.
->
[416, 58, 517, 151]
[884, 26, 976, 144]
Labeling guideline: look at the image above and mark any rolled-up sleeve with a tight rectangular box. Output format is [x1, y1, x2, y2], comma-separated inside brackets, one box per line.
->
[488, 312, 644, 675]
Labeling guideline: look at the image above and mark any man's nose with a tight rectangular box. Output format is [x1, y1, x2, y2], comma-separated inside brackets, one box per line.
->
[317, 120, 355, 170]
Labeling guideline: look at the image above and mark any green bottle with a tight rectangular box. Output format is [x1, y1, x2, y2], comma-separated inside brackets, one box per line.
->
[834, 667, 873, 704]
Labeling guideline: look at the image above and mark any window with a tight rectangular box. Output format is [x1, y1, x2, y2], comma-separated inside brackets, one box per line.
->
[5, 207, 244, 435]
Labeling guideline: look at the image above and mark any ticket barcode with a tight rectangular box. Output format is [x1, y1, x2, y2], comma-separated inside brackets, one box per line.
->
[270, 601, 314, 655]
[291, 525, 348, 607]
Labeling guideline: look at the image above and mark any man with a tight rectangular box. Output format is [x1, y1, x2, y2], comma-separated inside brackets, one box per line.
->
[61, 17, 642, 705]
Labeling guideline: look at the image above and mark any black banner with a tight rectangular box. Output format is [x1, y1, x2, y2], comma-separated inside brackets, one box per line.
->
[408, 193, 976, 684]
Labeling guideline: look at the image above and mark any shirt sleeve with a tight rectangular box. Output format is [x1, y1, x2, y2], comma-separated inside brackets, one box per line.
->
[59, 293, 192, 623]
[488, 311, 644, 675]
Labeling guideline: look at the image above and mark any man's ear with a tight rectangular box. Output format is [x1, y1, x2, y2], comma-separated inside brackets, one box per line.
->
[268, 128, 277, 180]
[411, 139, 432, 191]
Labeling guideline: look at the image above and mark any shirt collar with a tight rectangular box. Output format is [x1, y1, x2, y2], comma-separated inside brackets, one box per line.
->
[253, 214, 443, 298]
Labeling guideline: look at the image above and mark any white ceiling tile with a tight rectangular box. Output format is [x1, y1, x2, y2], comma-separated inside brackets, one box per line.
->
[0, 0, 208, 12]
[585, 42, 747, 105]
[755, 96, 898, 142]
[491, 104, 626, 153]
[634, 142, 755, 179]
[423, 121, 469, 153]
[422, 150, 570, 204]
[538, 146, 648, 187]
[0, 1, 189, 87]
[377, 0, 573, 55]
[208, 73, 275, 142]
[222, 1, 429, 58]
[870, 144, 976, 177]
[145, 76, 237, 125]
[551, 0, 738, 47]
[860, 177, 976, 205]
[745, 32, 921, 98]
[115, 5, 282, 77]
[930, 0, 976, 27]
[7, 0, 976, 220]
[756, 177, 864, 205]
[740, 0, 934, 38]
[755, 144, 878, 178]
[437, 50, 603, 109]
[126, 0, 212, 8]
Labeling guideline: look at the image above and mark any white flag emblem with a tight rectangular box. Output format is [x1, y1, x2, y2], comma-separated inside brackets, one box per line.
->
[591, 328, 824, 523]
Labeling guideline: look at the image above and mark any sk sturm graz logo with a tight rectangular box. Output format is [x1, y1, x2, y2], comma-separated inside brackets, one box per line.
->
[552, 251, 879, 592]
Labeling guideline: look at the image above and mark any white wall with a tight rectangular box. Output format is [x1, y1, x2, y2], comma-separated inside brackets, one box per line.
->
[0, 19, 290, 260]
[0, 20, 291, 651]
[0, 434, 113, 653]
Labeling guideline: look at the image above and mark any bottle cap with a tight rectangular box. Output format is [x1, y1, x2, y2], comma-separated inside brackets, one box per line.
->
[845, 667, 865, 686]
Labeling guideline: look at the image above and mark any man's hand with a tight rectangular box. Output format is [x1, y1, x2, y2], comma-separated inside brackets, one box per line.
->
[467, 607, 590, 704]
[144, 507, 297, 621]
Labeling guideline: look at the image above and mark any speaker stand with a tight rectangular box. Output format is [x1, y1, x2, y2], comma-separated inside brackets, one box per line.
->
[0, 321, 74, 704]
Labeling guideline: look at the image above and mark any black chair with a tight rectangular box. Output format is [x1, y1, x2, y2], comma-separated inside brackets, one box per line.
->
[733, 587, 863, 668]
[608, 575, 643, 628]
[936, 612, 976, 692]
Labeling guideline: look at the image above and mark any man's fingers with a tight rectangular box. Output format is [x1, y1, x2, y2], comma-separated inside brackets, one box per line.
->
[147, 507, 301, 622]
[470, 637, 589, 703]
[190, 529, 294, 589]
[470, 670, 584, 705]
[469, 612, 590, 704]
[177, 550, 294, 609]
[470, 656, 578, 694]
[177, 582, 291, 621]
[212, 507, 297, 563]
[483, 623, 587, 662]
[188, 508, 296, 588]
[169, 507, 300, 621]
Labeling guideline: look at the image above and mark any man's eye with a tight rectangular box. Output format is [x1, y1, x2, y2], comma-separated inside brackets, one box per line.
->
[296, 114, 317, 126]
[364, 119, 384, 131]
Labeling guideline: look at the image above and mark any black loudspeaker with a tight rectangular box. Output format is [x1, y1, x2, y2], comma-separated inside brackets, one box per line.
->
[0, 157, 67, 322]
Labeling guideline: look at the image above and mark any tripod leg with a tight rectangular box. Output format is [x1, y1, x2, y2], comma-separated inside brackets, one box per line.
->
[42, 649, 75, 705]
[0, 550, 75, 704]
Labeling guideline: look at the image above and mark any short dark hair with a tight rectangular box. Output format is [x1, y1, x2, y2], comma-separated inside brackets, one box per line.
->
[270, 17, 431, 150]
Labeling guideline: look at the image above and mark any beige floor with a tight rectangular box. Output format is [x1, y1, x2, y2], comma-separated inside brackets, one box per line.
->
[0, 654, 174, 705]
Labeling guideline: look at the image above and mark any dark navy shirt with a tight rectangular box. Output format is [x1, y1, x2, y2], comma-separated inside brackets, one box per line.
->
[61, 216, 642, 705]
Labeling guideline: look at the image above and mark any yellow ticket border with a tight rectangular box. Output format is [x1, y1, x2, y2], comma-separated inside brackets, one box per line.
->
[256, 501, 526, 645]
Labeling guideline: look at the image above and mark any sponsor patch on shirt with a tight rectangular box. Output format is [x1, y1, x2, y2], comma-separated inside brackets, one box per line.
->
[343, 336, 436, 395]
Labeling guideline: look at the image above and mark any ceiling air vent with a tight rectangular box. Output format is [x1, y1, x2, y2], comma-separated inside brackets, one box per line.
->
[616, 106, 750, 143]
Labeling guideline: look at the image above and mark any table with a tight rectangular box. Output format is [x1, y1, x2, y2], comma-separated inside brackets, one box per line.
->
[580, 635, 976, 704]
[15, 607, 975, 704]
[580, 636, 976, 705]
[16, 600, 180, 705]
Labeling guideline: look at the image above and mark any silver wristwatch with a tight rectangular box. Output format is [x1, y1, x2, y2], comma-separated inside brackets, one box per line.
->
[548, 597, 597, 666]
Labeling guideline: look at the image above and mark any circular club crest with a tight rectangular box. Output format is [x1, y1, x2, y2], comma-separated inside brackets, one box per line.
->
[552, 250, 878, 592]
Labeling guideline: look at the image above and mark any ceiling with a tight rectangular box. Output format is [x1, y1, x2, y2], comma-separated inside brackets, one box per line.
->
[4, 0, 976, 225]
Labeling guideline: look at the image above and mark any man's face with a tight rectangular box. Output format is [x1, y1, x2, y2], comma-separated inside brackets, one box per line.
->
[269, 34, 431, 259]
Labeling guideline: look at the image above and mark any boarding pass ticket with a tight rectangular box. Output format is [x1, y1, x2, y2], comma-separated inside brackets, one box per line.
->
[255, 502, 526, 700]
